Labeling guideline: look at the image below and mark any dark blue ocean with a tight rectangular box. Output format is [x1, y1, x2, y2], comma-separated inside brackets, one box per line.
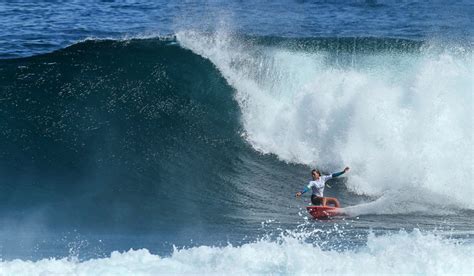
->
[0, 1, 473, 274]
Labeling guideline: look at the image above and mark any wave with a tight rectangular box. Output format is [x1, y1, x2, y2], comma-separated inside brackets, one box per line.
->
[0, 32, 472, 237]
[176, 30, 474, 211]
[0, 229, 471, 275]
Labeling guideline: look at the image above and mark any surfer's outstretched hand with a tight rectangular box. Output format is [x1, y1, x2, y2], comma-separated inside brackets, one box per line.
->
[344, 166, 350, 173]
[295, 192, 302, 197]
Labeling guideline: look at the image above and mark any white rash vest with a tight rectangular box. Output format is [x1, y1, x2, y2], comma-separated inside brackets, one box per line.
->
[306, 175, 333, 197]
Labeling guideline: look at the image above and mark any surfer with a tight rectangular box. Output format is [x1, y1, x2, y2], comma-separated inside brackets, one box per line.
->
[295, 167, 350, 207]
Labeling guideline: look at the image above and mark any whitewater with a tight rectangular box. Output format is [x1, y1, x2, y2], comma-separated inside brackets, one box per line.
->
[1, 229, 472, 275]
[177, 30, 474, 214]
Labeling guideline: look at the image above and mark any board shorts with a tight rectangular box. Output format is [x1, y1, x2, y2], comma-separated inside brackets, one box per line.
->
[311, 195, 323, 205]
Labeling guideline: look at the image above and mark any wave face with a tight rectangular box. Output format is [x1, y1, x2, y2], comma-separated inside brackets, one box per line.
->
[177, 31, 474, 213]
[1, 38, 303, 234]
[1, 229, 472, 275]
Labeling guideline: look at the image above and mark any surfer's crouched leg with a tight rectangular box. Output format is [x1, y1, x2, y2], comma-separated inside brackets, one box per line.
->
[311, 195, 323, 205]
[324, 197, 340, 208]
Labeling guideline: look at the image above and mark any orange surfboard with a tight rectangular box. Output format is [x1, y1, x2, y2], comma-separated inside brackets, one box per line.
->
[306, 206, 343, 219]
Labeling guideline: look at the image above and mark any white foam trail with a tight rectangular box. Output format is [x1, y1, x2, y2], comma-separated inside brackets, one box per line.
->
[0, 230, 472, 275]
[176, 31, 474, 211]
[342, 188, 458, 216]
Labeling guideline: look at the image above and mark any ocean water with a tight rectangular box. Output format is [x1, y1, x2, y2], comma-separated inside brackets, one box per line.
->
[0, 1, 473, 275]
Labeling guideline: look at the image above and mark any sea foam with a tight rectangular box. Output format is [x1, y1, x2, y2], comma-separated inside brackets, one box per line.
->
[0, 229, 472, 275]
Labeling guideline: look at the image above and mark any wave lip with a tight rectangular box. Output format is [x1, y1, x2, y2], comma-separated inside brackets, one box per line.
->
[176, 30, 474, 211]
[1, 230, 472, 275]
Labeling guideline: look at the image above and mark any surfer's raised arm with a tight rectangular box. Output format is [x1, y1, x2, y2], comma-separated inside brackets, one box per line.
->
[330, 166, 350, 178]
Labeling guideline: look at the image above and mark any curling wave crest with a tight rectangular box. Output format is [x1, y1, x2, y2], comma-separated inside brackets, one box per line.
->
[176, 31, 474, 211]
